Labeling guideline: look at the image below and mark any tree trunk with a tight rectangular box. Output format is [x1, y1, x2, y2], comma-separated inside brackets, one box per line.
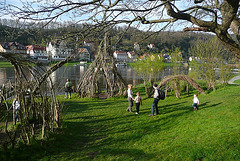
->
[174, 80, 180, 98]
[186, 83, 189, 96]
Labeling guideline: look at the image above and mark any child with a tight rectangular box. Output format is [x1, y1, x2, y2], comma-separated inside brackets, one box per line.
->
[192, 94, 200, 110]
[134, 91, 142, 114]
[126, 84, 133, 112]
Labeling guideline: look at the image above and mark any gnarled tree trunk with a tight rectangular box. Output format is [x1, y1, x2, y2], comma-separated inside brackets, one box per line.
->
[158, 75, 205, 95]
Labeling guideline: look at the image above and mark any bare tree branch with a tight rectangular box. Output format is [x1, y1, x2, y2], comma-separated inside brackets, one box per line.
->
[183, 27, 208, 32]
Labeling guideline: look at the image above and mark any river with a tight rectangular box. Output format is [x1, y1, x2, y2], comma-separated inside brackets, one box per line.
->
[0, 64, 189, 95]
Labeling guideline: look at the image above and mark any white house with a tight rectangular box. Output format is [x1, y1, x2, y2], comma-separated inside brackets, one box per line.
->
[46, 40, 72, 61]
[113, 51, 128, 61]
[26, 45, 48, 60]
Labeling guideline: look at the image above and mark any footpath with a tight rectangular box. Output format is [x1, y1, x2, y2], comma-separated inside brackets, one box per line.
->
[228, 75, 240, 85]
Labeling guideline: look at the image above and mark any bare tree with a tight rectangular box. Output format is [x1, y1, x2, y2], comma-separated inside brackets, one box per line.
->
[0, 52, 67, 148]
[1, 0, 239, 59]
[189, 37, 234, 90]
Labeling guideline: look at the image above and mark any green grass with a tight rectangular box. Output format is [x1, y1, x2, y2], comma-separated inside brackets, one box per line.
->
[0, 61, 13, 67]
[233, 79, 240, 84]
[1, 85, 240, 160]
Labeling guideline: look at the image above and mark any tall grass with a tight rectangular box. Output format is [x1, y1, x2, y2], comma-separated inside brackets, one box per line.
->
[1, 85, 240, 160]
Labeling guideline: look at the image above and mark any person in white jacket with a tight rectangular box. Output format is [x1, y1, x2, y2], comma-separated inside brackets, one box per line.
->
[192, 94, 200, 110]
[13, 96, 20, 124]
[126, 84, 133, 112]
[134, 91, 142, 114]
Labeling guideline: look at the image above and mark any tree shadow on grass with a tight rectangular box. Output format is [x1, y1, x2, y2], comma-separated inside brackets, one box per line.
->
[1, 98, 223, 160]
[160, 101, 188, 114]
[198, 101, 222, 110]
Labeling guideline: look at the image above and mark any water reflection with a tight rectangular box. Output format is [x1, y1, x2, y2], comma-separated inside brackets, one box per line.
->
[0, 65, 189, 94]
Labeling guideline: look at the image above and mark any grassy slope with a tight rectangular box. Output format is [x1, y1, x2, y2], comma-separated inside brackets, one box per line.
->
[233, 79, 240, 84]
[2, 85, 240, 161]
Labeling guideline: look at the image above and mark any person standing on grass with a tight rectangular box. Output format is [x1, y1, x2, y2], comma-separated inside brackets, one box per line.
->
[192, 94, 200, 110]
[149, 83, 159, 116]
[134, 91, 142, 114]
[12, 96, 20, 125]
[65, 78, 72, 99]
[126, 84, 133, 112]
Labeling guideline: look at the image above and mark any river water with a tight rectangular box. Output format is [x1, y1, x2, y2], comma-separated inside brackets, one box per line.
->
[0, 65, 189, 94]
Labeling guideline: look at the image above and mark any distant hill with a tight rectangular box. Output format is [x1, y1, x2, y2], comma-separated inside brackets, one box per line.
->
[0, 20, 214, 58]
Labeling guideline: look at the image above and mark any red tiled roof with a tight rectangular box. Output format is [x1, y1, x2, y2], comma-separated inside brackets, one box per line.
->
[114, 51, 127, 55]
[26, 45, 46, 51]
[0, 42, 27, 50]
[78, 48, 87, 53]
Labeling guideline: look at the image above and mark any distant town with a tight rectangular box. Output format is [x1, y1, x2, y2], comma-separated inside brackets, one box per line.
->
[0, 40, 171, 63]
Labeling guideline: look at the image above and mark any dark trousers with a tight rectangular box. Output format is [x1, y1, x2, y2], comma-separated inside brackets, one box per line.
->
[126, 97, 133, 112]
[136, 103, 140, 113]
[14, 109, 19, 125]
[151, 98, 159, 115]
[192, 103, 198, 110]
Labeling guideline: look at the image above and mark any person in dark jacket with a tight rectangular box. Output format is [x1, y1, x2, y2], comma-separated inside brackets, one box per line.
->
[149, 83, 159, 116]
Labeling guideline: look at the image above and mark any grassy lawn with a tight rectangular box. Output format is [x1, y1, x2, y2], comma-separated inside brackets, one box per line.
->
[233, 79, 240, 84]
[1, 85, 240, 160]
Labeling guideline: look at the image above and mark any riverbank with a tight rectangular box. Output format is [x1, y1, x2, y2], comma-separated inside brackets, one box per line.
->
[0, 61, 13, 68]
[0, 60, 183, 68]
[1, 85, 240, 160]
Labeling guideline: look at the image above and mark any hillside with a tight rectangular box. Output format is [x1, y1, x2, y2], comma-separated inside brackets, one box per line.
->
[0, 21, 214, 58]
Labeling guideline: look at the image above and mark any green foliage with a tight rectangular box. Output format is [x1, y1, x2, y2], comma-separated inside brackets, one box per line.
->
[167, 47, 183, 63]
[131, 54, 164, 85]
[218, 63, 234, 85]
[189, 37, 233, 90]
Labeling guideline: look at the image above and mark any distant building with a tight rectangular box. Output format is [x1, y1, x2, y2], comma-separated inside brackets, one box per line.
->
[46, 40, 72, 61]
[0, 42, 27, 54]
[127, 51, 138, 62]
[84, 40, 94, 47]
[26, 45, 48, 60]
[77, 47, 91, 61]
[140, 53, 150, 60]
[113, 51, 128, 61]
[148, 43, 155, 49]
[134, 42, 140, 51]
